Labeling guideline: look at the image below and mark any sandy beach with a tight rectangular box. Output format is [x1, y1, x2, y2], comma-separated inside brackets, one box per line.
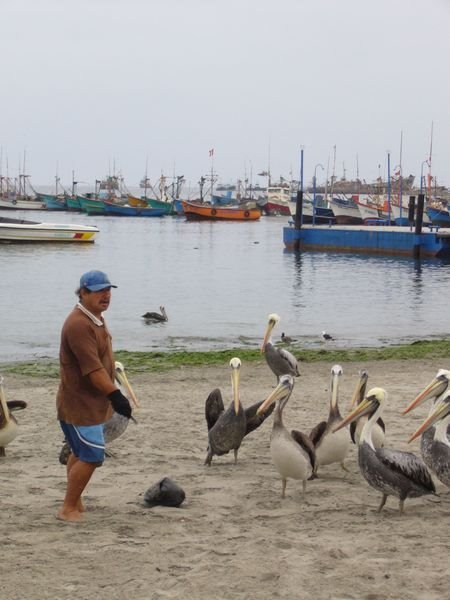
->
[1, 357, 449, 600]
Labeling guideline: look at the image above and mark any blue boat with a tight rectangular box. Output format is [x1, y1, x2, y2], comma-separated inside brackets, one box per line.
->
[103, 201, 166, 217]
[283, 223, 450, 258]
[36, 192, 67, 211]
[427, 206, 450, 228]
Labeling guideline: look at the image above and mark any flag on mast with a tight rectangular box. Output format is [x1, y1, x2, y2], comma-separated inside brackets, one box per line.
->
[209, 148, 214, 157]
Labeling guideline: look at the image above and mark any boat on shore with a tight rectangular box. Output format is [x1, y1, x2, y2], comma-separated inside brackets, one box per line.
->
[0, 216, 99, 242]
[181, 200, 261, 221]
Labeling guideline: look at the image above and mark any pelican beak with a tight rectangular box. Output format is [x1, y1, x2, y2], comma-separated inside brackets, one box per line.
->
[330, 365, 342, 408]
[115, 363, 140, 408]
[408, 399, 450, 443]
[333, 396, 375, 433]
[230, 359, 241, 415]
[350, 371, 368, 409]
[261, 321, 275, 353]
[257, 376, 293, 415]
[403, 375, 448, 415]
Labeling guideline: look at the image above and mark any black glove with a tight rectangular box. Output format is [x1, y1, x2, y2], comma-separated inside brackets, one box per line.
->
[108, 389, 132, 419]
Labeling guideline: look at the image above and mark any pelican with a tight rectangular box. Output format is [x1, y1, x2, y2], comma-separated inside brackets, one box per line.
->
[59, 361, 140, 465]
[408, 391, 450, 488]
[204, 357, 246, 465]
[334, 387, 436, 514]
[256, 374, 315, 498]
[349, 370, 385, 448]
[0, 376, 27, 456]
[309, 364, 350, 477]
[205, 358, 273, 466]
[261, 314, 299, 381]
[402, 369, 450, 473]
[142, 306, 168, 322]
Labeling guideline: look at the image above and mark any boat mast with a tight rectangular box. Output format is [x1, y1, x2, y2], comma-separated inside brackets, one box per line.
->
[330, 145, 336, 199]
[399, 130, 403, 219]
[427, 121, 433, 204]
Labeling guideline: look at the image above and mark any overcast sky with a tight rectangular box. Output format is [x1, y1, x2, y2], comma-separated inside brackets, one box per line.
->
[1, 0, 449, 189]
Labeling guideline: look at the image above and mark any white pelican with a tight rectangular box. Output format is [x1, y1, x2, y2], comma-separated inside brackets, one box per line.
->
[204, 359, 275, 466]
[334, 387, 436, 514]
[261, 314, 299, 381]
[0, 376, 27, 456]
[349, 370, 385, 448]
[408, 390, 450, 488]
[402, 369, 450, 473]
[309, 364, 350, 477]
[256, 374, 316, 498]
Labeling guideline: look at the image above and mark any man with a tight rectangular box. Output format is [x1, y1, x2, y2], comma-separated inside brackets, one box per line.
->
[56, 270, 132, 522]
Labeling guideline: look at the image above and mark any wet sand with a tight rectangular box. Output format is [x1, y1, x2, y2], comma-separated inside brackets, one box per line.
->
[1, 357, 448, 599]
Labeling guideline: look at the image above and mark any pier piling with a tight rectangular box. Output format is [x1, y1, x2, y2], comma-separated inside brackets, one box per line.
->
[293, 190, 303, 251]
[413, 193, 425, 259]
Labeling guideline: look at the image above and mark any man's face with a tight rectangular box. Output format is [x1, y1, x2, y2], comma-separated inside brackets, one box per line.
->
[80, 287, 112, 316]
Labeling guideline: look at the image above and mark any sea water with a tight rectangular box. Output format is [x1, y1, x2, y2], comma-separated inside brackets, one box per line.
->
[1, 209, 450, 363]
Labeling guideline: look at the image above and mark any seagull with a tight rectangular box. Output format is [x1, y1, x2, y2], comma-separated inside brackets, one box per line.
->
[281, 332, 294, 344]
[322, 331, 333, 341]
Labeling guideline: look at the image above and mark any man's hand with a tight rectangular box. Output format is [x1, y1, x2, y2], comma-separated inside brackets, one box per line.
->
[107, 389, 132, 419]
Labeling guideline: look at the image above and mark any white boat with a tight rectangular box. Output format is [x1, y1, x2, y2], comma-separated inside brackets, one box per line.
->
[0, 196, 45, 210]
[0, 216, 99, 242]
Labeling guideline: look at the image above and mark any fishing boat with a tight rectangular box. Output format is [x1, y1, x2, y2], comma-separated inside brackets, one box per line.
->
[181, 200, 261, 221]
[263, 182, 291, 216]
[427, 205, 450, 227]
[0, 216, 99, 243]
[103, 201, 166, 217]
[78, 194, 106, 215]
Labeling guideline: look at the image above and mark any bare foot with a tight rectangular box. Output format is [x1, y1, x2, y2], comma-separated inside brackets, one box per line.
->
[56, 508, 83, 522]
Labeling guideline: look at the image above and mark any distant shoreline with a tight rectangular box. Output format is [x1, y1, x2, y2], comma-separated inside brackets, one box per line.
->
[1, 339, 450, 377]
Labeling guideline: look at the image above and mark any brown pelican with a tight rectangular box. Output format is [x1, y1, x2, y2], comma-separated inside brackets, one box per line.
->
[204, 357, 274, 465]
[349, 370, 385, 448]
[402, 369, 450, 473]
[261, 314, 299, 381]
[408, 391, 450, 488]
[334, 387, 436, 514]
[256, 374, 315, 498]
[0, 376, 27, 456]
[142, 306, 168, 322]
[309, 364, 350, 477]
[59, 361, 140, 464]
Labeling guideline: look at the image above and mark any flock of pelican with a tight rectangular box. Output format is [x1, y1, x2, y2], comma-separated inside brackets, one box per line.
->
[203, 313, 449, 515]
[1, 312, 449, 517]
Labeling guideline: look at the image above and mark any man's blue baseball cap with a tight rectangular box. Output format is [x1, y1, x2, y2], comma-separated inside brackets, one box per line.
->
[79, 270, 117, 292]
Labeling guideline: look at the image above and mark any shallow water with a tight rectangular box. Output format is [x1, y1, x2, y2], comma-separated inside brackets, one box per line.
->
[1, 208, 450, 363]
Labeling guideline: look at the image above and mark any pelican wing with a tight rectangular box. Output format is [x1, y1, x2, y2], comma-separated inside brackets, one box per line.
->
[244, 399, 275, 436]
[6, 400, 27, 412]
[309, 421, 327, 447]
[205, 388, 225, 431]
[377, 448, 436, 492]
[291, 429, 316, 469]
[278, 347, 300, 376]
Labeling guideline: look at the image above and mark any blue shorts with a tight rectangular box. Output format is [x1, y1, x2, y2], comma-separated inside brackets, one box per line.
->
[60, 421, 105, 464]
